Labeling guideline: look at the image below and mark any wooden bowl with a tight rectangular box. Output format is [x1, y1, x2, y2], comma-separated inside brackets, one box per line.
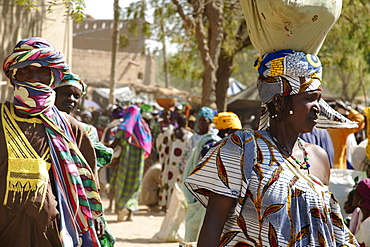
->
[156, 98, 177, 109]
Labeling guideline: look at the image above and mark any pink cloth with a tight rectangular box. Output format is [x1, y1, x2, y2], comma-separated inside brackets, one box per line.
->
[349, 207, 361, 234]
[357, 178, 370, 209]
[117, 105, 152, 157]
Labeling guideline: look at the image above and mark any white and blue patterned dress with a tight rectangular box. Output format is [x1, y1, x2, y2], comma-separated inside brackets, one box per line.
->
[185, 130, 358, 247]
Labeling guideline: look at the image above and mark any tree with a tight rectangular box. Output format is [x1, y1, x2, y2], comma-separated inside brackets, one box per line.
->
[172, 0, 224, 109]
[14, 0, 86, 21]
[214, 2, 252, 111]
[320, 0, 370, 104]
[125, 0, 252, 111]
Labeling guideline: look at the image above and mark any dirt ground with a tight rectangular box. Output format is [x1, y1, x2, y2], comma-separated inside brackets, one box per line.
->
[102, 197, 180, 247]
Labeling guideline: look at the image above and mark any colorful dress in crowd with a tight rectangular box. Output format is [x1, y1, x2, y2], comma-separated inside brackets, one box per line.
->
[80, 122, 115, 246]
[185, 130, 358, 246]
[110, 105, 152, 213]
[82, 122, 113, 168]
[157, 127, 193, 208]
[182, 132, 221, 242]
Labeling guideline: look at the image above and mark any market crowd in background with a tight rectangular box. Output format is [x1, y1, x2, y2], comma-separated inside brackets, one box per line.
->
[67, 89, 370, 246]
[1, 37, 370, 247]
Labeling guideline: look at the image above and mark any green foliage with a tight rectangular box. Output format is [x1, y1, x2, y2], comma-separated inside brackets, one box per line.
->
[14, 0, 86, 22]
[123, 0, 195, 88]
[232, 48, 259, 86]
[124, 0, 370, 104]
[220, 1, 248, 57]
[14, 0, 38, 10]
[119, 35, 130, 49]
[320, 0, 370, 102]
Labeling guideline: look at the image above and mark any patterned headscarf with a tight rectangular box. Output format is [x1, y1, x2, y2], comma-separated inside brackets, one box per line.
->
[198, 107, 216, 121]
[2, 37, 102, 245]
[3, 37, 69, 88]
[117, 105, 152, 157]
[54, 73, 87, 95]
[214, 112, 242, 130]
[254, 49, 357, 130]
[357, 178, 370, 209]
[2, 37, 69, 116]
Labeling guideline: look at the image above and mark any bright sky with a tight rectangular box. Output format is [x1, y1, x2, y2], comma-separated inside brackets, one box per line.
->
[84, 0, 176, 52]
[84, 0, 138, 19]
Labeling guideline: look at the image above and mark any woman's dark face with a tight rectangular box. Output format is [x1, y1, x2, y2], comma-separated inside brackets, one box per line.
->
[198, 116, 211, 133]
[352, 189, 363, 208]
[15, 65, 51, 85]
[54, 85, 82, 114]
[285, 90, 321, 134]
[344, 191, 357, 214]
[161, 110, 170, 122]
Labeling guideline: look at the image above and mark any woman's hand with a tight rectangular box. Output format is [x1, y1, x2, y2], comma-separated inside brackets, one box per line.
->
[94, 217, 105, 238]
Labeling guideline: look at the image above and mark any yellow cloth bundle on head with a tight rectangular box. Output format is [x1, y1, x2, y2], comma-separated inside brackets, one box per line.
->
[214, 112, 242, 130]
[239, 0, 342, 55]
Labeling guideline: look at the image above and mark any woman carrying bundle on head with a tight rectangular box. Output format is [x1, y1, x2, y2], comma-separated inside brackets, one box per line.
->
[184, 0, 359, 246]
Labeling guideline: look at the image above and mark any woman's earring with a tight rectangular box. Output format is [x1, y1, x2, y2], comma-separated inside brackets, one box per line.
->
[289, 110, 294, 115]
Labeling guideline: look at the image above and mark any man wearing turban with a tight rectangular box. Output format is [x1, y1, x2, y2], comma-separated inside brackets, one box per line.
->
[0, 37, 103, 246]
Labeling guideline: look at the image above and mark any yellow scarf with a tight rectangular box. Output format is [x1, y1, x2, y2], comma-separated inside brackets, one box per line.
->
[363, 107, 370, 160]
[2, 103, 50, 210]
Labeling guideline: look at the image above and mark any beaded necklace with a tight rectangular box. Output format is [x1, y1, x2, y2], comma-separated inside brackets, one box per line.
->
[267, 129, 311, 170]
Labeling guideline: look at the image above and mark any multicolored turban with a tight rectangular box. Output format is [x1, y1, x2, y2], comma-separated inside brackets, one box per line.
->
[3, 37, 69, 88]
[54, 73, 87, 95]
[357, 178, 370, 209]
[254, 49, 357, 130]
[198, 106, 216, 121]
[2, 37, 70, 116]
[214, 112, 242, 130]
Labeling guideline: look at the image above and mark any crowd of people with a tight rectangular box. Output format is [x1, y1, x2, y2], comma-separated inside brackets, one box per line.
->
[49, 77, 370, 247]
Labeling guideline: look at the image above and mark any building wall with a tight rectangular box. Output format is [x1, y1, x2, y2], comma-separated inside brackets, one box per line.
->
[72, 49, 155, 86]
[0, 2, 154, 102]
[73, 19, 146, 54]
[0, 0, 72, 102]
[72, 18, 155, 87]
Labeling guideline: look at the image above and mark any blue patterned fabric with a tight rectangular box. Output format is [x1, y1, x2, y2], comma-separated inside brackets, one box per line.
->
[185, 130, 358, 246]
